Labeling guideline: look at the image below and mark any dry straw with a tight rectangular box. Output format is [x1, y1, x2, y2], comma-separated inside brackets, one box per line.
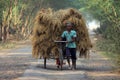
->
[32, 8, 92, 59]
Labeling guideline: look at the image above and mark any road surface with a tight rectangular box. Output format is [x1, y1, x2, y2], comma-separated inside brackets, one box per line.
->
[0, 45, 120, 80]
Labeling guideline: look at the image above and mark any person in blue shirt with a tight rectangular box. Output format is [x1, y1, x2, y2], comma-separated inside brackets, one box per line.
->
[61, 22, 77, 70]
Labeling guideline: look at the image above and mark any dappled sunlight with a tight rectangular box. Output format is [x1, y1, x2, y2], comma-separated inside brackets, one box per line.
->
[88, 72, 120, 77]
[87, 72, 120, 80]
[0, 0, 120, 80]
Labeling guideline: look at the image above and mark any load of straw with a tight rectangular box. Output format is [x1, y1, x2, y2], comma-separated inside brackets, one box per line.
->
[32, 8, 92, 59]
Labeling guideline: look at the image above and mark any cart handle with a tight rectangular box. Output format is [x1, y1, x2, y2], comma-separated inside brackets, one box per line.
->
[54, 41, 67, 43]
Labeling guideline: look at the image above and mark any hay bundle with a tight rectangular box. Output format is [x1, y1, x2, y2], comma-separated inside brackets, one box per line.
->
[32, 8, 92, 59]
[54, 8, 92, 58]
[32, 9, 62, 58]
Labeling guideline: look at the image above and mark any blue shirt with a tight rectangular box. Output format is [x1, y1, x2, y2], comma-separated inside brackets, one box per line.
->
[61, 30, 77, 48]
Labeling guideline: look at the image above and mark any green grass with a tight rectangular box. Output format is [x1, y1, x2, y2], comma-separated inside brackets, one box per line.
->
[102, 52, 119, 59]
[0, 42, 16, 49]
[101, 52, 120, 67]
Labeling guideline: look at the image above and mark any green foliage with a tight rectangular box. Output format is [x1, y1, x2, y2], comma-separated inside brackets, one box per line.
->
[0, 0, 7, 22]
[76, 0, 120, 53]
[45, 0, 73, 10]
[96, 40, 116, 52]
[101, 51, 120, 66]
[0, 0, 119, 53]
[0, 0, 78, 40]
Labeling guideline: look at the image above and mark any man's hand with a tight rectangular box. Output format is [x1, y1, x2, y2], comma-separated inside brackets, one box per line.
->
[68, 37, 76, 43]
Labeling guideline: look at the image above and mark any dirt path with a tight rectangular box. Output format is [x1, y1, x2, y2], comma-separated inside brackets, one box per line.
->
[0, 45, 120, 80]
[0, 45, 36, 80]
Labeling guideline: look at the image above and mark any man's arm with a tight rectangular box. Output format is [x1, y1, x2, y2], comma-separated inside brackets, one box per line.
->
[61, 31, 66, 41]
[69, 31, 77, 43]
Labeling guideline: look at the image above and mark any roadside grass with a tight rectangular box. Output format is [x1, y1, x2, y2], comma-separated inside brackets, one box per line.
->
[100, 51, 120, 71]
[0, 42, 16, 49]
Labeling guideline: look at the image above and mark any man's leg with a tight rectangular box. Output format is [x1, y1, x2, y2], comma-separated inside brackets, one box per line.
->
[67, 56, 71, 67]
[72, 59, 76, 69]
[66, 47, 71, 69]
[70, 48, 77, 70]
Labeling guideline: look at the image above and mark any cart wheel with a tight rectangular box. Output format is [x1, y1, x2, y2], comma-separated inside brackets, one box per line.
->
[60, 63, 63, 70]
[44, 58, 46, 69]
[60, 59, 63, 70]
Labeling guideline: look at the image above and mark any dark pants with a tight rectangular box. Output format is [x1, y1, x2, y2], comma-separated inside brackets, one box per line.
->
[66, 48, 76, 60]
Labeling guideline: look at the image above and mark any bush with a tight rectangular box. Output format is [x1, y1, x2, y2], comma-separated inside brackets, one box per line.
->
[96, 39, 118, 53]
[0, 42, 15, 49]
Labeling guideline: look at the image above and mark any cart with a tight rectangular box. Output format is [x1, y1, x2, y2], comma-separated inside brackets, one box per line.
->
[43, 41, 67, 70]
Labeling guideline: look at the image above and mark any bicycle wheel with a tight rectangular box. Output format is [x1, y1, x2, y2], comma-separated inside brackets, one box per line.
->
[59, 48, 64, 70]
[59, 57, 63, 70]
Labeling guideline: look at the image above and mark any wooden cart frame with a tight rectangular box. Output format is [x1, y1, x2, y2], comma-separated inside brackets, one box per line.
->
[43, 41, 67, 70]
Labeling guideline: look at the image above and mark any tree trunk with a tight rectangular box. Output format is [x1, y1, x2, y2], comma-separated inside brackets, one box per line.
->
[2, 25, 7, 42]
[0, 22, 2, 41]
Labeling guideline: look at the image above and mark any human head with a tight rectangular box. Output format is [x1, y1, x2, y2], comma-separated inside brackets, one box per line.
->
[65, 22, 73, 31]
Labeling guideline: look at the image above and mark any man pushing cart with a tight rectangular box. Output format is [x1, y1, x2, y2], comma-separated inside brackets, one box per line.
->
[56, 22, 77, 70]
[32, 8, 92, 70]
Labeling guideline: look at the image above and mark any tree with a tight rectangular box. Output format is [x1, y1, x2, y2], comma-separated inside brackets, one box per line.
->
[0, 0, 75, 42]
[0, 0, 10, 41]
[76, 0, 120, 53]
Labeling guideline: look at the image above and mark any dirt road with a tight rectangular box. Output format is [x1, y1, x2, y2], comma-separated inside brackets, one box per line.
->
[0, 45, 120, 80]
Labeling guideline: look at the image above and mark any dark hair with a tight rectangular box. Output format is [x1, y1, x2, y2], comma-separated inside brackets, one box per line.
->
[65, 22, 74, 27]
